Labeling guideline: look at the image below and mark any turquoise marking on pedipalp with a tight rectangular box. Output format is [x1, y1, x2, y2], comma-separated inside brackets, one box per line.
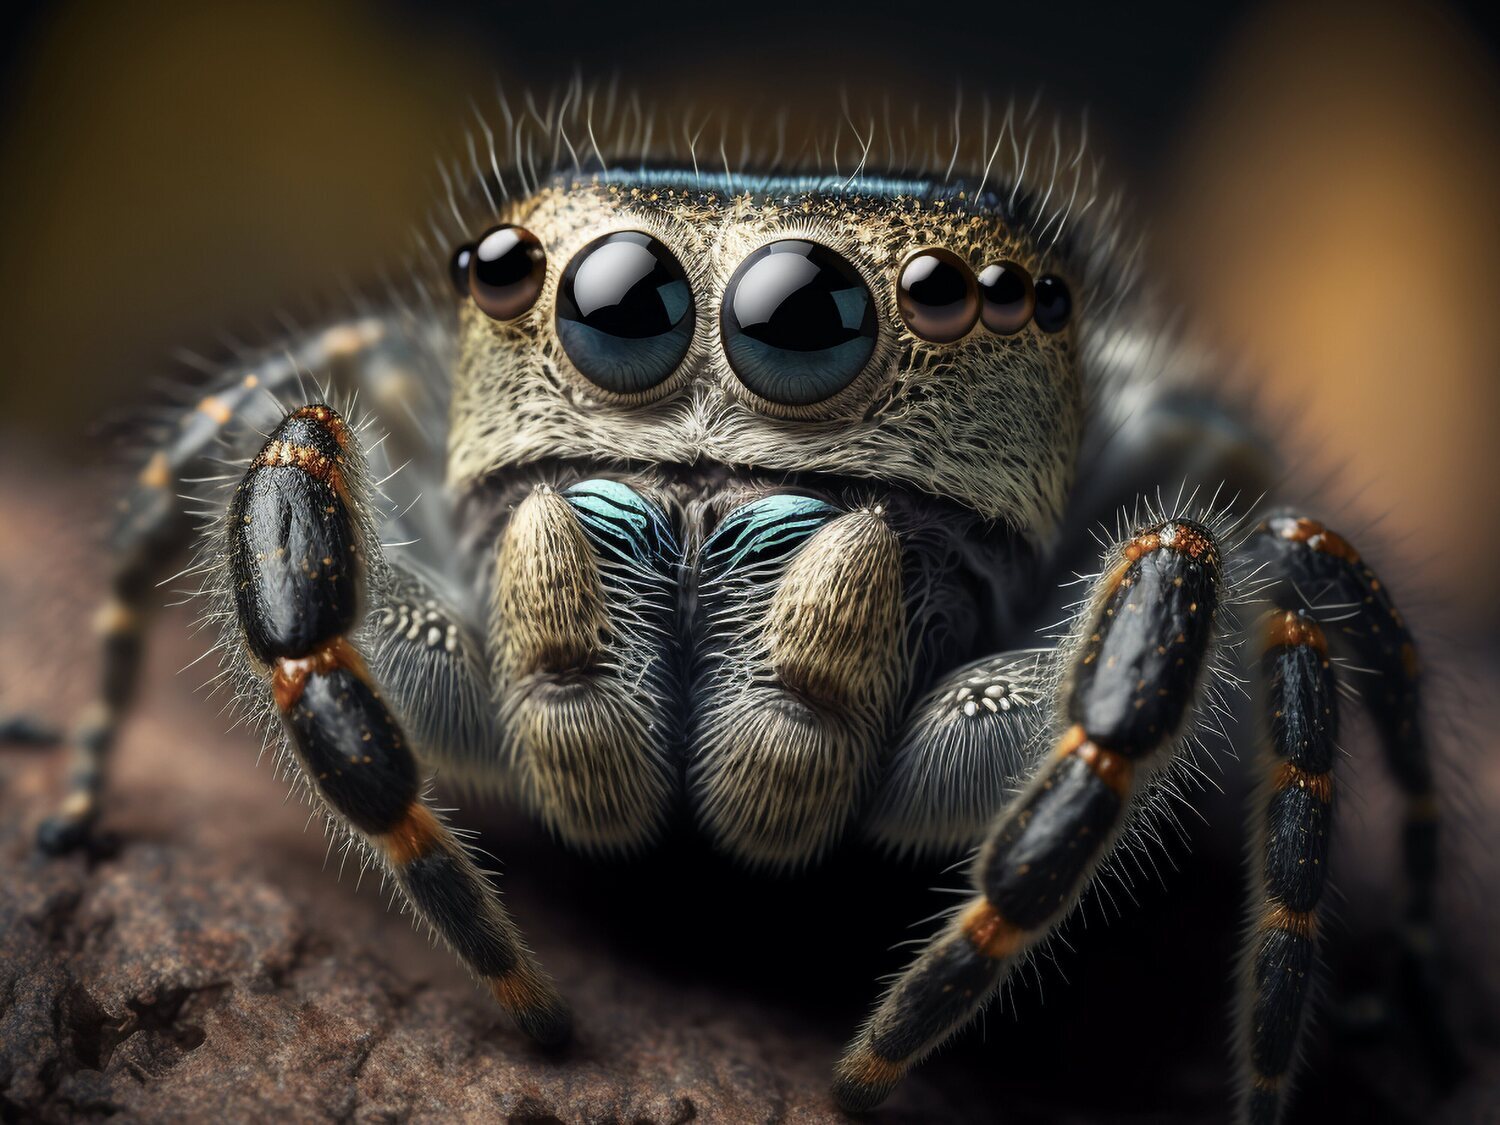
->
[564, 479, 678, 570]
[702, 494, 841, 576]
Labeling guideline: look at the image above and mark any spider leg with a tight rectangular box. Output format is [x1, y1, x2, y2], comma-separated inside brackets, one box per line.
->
[29, 383, 266, 852]
[19, 318, 450, 852]
[27, 325, 396, 852]
[231, 402, 568, 1044]
[1236, 514, 1458, 1123]
[688, 495, 905, 868]
[490, 480, 682, 852]
[1238, 607, 1338, 1124]
[833, 517, 1225, 1110]
[864, 649, 1051, 858]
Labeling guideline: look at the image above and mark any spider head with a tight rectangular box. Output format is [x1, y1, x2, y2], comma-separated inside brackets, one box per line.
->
[446, 173, 1084, 537]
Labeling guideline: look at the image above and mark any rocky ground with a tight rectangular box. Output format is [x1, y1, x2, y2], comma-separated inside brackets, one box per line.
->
[2, 448, 1497, 1123]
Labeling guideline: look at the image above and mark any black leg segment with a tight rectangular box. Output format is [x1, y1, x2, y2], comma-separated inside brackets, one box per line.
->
[230, 406, 365, 665]
[233, 404, 569, 1045]
[834, 519, 1223, 1110]
[1239, 513, 1457, 1118]
[24, 323, 399, 854]
[1237, 609, 1338, 1125]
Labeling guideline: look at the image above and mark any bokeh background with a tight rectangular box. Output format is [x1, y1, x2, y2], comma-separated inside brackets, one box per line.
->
[2, 0, 1498, 626]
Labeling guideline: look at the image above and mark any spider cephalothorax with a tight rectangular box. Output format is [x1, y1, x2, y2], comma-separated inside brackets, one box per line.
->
[13, 93, 1452, 1125]
[448, 177, 1083, 536]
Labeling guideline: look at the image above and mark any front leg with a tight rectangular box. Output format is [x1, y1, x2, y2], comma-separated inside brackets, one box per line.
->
[834, 518, 1225, 1109]
[18, 317, 434, 853]
[229, 404, 568, 1044]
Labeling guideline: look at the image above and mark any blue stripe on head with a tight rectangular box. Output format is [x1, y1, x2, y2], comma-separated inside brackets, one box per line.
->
[566, 168, 1016, 212]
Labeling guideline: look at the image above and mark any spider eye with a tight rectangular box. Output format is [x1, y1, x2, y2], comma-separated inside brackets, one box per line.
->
[1033, 276, 1073, 334]
[556, 231, 694, 395]
[449, 242, 477, 297]
[977, 261, 1035, 336]
[721, 239, 877, 406]
[470, 225, 546, 321]
[897, 248, 978, 343]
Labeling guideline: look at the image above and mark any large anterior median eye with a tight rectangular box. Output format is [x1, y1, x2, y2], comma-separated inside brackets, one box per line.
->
[556, 231, 694, 395]
[721, 240, 877, 406]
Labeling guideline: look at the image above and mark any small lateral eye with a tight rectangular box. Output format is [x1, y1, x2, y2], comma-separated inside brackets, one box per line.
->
[470, 224, 547, 321]
[897, 248, 979, 343]
[555, 230, 694, 395]
[449, 242, 477, 297]
[1033, 276, 1073, 333]
[977, 261, 1035, 335]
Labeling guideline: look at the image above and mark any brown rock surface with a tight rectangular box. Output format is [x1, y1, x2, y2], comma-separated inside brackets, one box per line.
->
[2, 445, 1497, 1123]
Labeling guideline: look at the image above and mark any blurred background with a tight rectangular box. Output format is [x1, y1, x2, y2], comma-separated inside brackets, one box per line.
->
[1, 0, 1498, 621]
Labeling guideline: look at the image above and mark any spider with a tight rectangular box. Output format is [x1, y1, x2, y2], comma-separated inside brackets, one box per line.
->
[8, 92, 1454, 1124]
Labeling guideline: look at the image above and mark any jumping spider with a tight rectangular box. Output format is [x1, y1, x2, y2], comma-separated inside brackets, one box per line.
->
[14, 96, 1451, 1123]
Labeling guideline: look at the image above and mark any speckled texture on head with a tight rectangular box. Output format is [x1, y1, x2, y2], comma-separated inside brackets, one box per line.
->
[430, 93, 1140, 545]
[448, 180, 1084, 539]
